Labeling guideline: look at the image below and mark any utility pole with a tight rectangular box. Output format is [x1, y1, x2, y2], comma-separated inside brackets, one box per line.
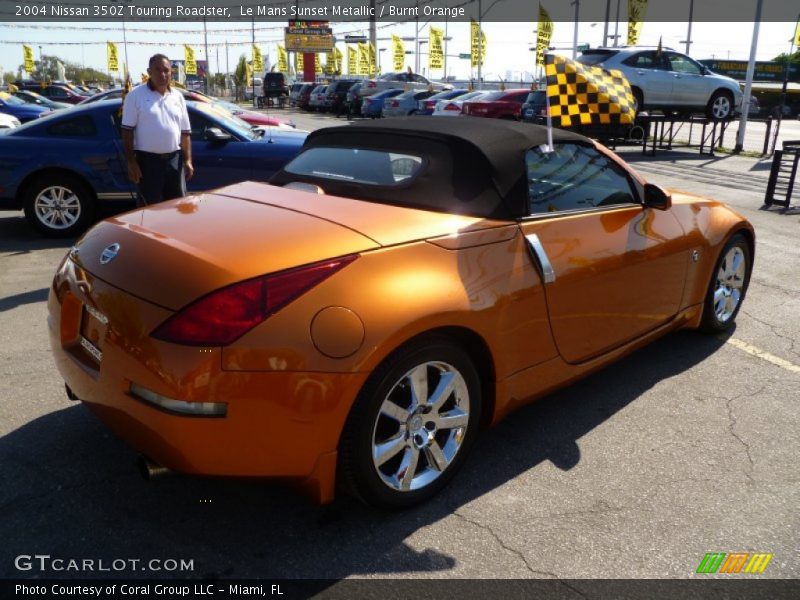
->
[572, 0, 580, 59]
[613, 0, 620, 47]
[735, 0, 763, 153]
[203, 16, 210, 94]
[603, 0, 610, 46]
[682, 0, 694, 55]
[778, 13, 799, 130]
[369, 0, 376, 73]
[477, 0, 482, 88]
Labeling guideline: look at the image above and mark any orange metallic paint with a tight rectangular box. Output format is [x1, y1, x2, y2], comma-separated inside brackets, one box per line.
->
[48, 149, 753, 503]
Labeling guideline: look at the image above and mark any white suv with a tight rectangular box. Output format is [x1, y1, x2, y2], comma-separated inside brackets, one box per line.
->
[577, 47, 743, 120]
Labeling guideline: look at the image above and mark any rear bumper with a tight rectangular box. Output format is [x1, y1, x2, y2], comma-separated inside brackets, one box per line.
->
[47, 283, 368, 502]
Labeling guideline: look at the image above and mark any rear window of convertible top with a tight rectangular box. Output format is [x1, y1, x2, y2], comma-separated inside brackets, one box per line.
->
[284, 147, 425, 186]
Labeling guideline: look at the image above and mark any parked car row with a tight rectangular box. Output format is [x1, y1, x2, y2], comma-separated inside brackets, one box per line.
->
[0, 99, 307, 237]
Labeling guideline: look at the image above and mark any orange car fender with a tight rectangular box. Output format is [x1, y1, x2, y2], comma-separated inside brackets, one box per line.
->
[667, 195, 755, 321]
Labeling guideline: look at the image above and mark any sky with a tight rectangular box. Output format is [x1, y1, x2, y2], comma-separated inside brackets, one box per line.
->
[0, 20, 796, 83]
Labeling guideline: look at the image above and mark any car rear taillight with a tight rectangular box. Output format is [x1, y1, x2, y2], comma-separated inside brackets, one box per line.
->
[152, 255, 359, 346]
[424, 100, 435, 109]
[389, 100, 398, 107]
[444, 103, 460, 111]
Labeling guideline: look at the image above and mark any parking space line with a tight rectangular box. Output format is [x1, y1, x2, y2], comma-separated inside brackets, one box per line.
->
[723, 337, 800, 374]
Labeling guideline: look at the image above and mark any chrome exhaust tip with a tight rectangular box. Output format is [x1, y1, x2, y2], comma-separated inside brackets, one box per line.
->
[137, 455, 171, 481]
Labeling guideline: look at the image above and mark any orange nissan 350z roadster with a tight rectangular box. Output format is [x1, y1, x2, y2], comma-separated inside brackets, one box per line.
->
[48, 118, 754, 508]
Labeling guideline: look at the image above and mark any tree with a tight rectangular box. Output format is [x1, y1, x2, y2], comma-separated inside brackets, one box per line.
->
[233, 54, 248, 101]
[14, 54, 112, 84]
[772, 50, 800, 66]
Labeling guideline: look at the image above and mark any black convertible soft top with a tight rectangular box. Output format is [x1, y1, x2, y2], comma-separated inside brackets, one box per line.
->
[270, 117, 591, 219]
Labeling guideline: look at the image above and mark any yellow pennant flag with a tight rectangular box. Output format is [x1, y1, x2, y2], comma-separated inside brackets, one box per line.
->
[22, 44, 35, 73]
[141, 73, 149, 83]
[627, 0, 648, 46]
[315, 53, 322, 75]
[347, 46, 357, 75]
[369, 43, 377, 75]
[325, 51, 335, 75]
[334, 47, 343, 75]
[536, 4, 554, 67]
[277, 46, 288, 73]
[358, 42, 369, 75]
[107, 42, 119, 72]
[471, 20, 487, 67]
[794, 22, 800, 47]
[429, 27, 444, 71]
[252, 45, 263, 73]
[296, 52, 303, 72]
[392, 35, 404, 72]
[184, 45, 197, 75]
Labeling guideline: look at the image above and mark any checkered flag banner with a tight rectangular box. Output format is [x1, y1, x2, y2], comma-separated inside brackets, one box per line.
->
[545, 54, 636, 127]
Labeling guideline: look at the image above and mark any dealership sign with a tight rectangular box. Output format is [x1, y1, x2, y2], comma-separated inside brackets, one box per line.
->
[284, 20, 334, 53]
[699, 60, 800, 83]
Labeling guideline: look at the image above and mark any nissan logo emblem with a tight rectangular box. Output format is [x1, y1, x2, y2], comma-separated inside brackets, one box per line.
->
[100, 243, 120, 265]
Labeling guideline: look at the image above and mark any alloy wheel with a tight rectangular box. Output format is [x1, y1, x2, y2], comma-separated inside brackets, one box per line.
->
[34, 185, 81, 230]
[713, 246, 746, 323]
[371, 361, 470, 492]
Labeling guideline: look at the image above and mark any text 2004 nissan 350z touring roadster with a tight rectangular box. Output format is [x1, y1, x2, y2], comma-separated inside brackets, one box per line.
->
[48, 118, 754, 508]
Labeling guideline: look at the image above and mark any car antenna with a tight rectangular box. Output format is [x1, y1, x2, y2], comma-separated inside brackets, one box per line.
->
[542, 58, 554, 154]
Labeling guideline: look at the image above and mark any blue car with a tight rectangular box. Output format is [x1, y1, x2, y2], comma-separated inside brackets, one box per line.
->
[0, 91, 53, 123]
[0, 99, 307, 236]
[416, 89, 469, 115]
[360, 89, 404, 118]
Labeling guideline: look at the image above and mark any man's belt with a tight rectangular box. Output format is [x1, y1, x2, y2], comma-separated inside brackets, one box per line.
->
[136, 150, 180, 160]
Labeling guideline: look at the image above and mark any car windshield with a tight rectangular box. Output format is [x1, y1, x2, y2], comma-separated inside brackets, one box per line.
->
[525, 91, 546, 103]
[285, 147, 425, 185]
[193, 103, 258, 140]
[450, 91, 485, 102]
[0, 92, 25, 105]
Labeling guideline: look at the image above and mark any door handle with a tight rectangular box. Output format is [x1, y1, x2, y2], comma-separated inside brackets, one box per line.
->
[525, 233, 556, 284]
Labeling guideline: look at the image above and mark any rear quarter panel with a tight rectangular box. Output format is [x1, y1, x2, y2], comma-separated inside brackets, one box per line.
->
[221, 229, 558, 381]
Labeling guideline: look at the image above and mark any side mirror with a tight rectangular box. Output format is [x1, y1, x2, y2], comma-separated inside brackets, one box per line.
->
[204, 127, 233, 143]
[643, 183, 672, 210]
[701, 66, 710, 76]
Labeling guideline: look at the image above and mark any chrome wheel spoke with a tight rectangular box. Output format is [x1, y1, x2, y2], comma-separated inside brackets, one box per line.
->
[437, 408, 468, 431]
[374, 434, 406, 468]
[428, 371, 455, 411]
[423, 441, 448, 472]
[380, 400, 409, 423]
[398, 447, 420, 491]
[407, 364, 428, 409]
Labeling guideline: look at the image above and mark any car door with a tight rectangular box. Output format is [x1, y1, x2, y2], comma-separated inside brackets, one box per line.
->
[518, 143, 688, 364]
[186, 110, 254, 191]
[621, 51, 673, 105]
[665, 52, 709, 108]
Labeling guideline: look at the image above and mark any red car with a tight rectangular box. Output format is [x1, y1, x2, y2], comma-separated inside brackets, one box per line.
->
[462, 89, 530, 120]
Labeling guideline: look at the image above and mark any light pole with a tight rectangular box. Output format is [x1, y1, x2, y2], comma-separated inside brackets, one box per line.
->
[571, 0, 580, 59]
[735, 0, 763, 153]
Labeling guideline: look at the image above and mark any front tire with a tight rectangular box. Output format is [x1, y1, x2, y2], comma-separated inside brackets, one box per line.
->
[700, 233, 752, 333]
[338, 337, 482, 508]
[23, 173, 96, 237]
[706, 90, 734, 121]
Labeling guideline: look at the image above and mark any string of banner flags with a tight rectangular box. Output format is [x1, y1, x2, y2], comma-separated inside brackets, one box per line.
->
[16, 1, 652, 78]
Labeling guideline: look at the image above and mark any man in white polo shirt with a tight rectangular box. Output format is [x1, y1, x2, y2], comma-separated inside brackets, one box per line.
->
[121, 54, 193, 206]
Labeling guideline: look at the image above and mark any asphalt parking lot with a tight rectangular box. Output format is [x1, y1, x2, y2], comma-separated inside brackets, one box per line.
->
[1, 109, 798, 585]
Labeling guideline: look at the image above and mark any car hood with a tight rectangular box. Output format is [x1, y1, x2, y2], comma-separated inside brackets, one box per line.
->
[71, 182, 506, 309]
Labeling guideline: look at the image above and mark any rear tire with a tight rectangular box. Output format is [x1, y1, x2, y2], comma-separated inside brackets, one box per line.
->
[338, 336, 482, 508]
[699, 233, 752, 333]
[23, 173, 96, 238]
[632, 88, 644, 114]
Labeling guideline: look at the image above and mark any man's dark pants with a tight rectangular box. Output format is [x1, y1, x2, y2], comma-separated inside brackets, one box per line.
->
[135, 150, 186, 207]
